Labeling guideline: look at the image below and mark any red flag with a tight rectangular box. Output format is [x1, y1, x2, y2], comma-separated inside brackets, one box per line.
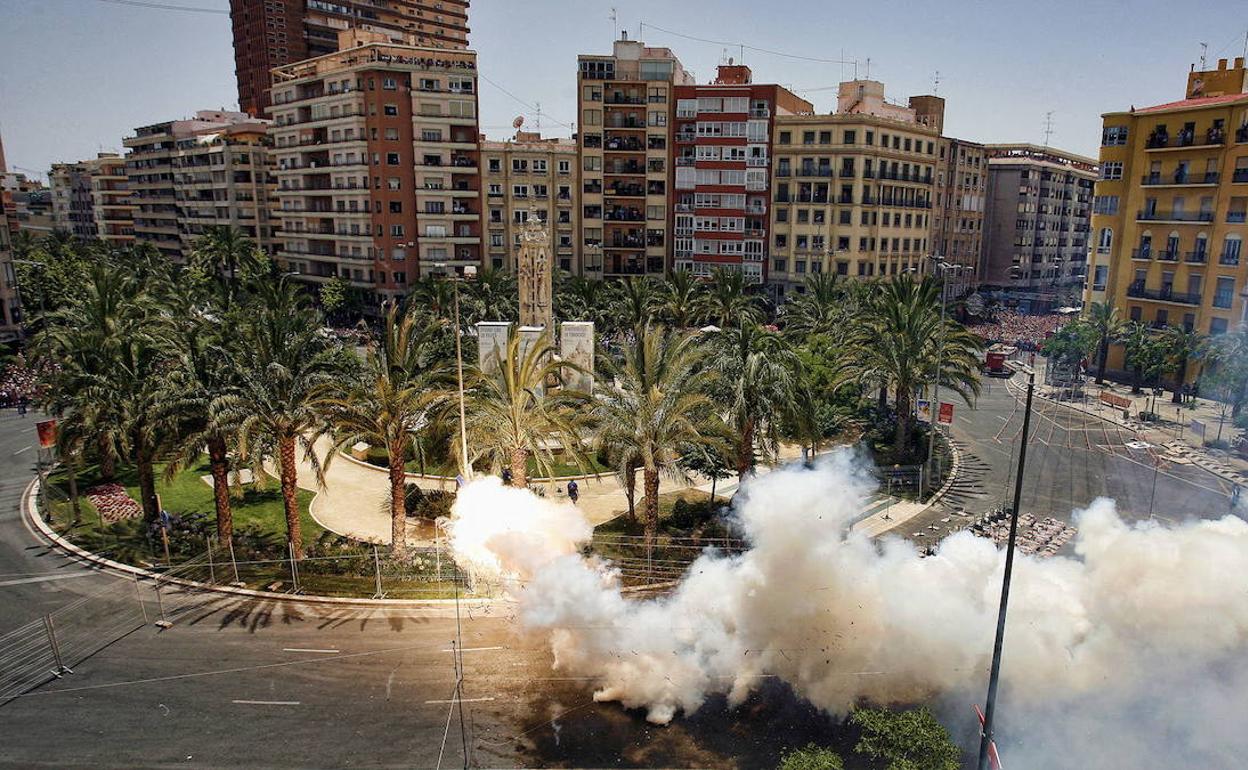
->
[974, 704, 1004, 769]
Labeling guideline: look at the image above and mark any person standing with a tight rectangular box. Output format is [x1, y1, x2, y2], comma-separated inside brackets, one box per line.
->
[566, 479, 579, 505]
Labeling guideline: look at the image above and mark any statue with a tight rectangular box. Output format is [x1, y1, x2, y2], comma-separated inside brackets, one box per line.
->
[517, 205, 552, 330]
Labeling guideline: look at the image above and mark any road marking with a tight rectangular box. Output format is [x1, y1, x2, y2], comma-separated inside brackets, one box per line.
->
[232, 699, 301, 706]
[20, 427, 35, 434]
[283, 648, 339, 654]
[440, 646, 503, 653]
[0, 572, 97, 588]
[425, 696, 495, 704]
[13, 446, 32, 455]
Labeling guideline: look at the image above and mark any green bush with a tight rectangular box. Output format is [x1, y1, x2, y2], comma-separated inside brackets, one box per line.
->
[777, 744, 844, 770]
[851, 705, 960, 770]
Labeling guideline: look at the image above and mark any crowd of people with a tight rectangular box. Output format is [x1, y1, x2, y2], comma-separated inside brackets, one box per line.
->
[0, 356, 48, 409]
[966, 311, 1063, 350]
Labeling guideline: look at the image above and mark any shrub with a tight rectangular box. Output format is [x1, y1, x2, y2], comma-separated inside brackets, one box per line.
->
[777, 744, 844, 770]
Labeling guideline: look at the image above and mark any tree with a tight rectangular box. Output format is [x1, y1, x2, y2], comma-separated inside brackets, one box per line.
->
[706, 325, 796, 475]
[850, 706, 960, 770]
[1163, 326, 1208, 404]
[1119, 321, 1166, 395]
[1205, 326, 1248, 416]
[656, 268, 705, 329]
[217, 278, 340, 555]
[616, 276, 660, 332]
[319, 276, 351, 324]
[699, 266, 763, 328]
[555, 274, 618, 333]
[1086, 301, 1125, 384]
[461, 268, 518, 327]
[842, 276, 983, 457]
[777, 745, 845, 770]
[595, 324, 724, 550]
[465, 330, 591, 488]
[327, 304, 445, 556]
[782, 272, 846, 338]
[188, 226, 268, 311]
[1040, 318, 1097, 378]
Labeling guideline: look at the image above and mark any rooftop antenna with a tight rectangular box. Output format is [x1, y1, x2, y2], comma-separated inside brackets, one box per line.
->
[865, 57, 871, 79]
[1200, 41, 1208, 70]
[933, 70, 941, 95]
[1042, 111, 1055, 147]
[534, 101, 542, 132]
[609, 6, 618, 40]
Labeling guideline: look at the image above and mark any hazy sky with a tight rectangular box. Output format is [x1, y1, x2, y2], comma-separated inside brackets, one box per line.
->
[2, 0, 1247, 180]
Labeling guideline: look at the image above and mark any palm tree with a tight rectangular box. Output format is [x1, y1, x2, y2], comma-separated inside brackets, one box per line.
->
[843, 276, 983, 456]
[706, 325, 797, 475]
[616, 276, 660, 331]
[782, 272, 845, 338]
[556, 274, 618, 332]
[327, 304, 445, 556]
[699, 267, 763, 328]
[1120, 321, 1164, 395]
[189, 226, 267, 310]
[465, 330, 591, 487]
[595, 324, 723, 549]
[1163, 326, 1207, 403]
[1205, 325, 1248, 417]
[461, 268, 518, 326]
[656, 269, 705, 329]
[217, 279, 340, 555]
[1086, 302, 1125, 384]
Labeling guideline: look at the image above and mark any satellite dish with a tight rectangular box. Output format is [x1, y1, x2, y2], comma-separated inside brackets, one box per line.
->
[512, 115, 525, 129]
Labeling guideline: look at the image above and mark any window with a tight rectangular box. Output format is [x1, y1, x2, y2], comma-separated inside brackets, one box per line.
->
[389, 201, 402, 214]
[387, 177, 400, 190]
[512, 159, 528, 172]
[1101, 162, 1123, 180]
[558, 160, 571, 174]
[488, 158, 501, 172]
[1102, 126, 1129, 146]
[386, 153, 400, 165]
[383, 104, 398, 116]
[384, 128, 399, 140]
[382, 77, 397, 90]
[390, 224, 405, 237]
[779, 131, 791, 145]
[1093, 195, 1120, 215]
[843, 130, 856, 144]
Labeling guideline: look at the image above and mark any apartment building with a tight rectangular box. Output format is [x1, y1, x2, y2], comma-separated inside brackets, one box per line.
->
[577, 34, 694, 278]
[124, 110, 276, 262]
[981, 144, 1095, 312]
[671, 64, 812, 282]
[49, 154, 135, 244]
[0, 142, 22, 341]
[1090, 57, 1248, 375]
[932, 137, 987, 295]
[767, 80, 942, 298]
[269, 29, 482, 303]
[480, 131, 578, 273]
[230, 0, 470, 117]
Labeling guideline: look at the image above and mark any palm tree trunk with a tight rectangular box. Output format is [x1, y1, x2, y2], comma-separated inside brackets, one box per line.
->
[388, 440, 407, 557]
[98, 435, 115, 481]
[1172, 357, 1188, 404]
[207, 435, 233, 543]
[894, 387, 912, 457]
[134, 437, 159, 524]
[623, 463, 637, 520]
[67, 454, 81, 524]
[642, 467, 660, 558]
[1132, 366, 1143, 394]
[877, 384, 888, 412]
[737, 419, 755, 477]
[1095, 337, 1109, 385]
[510, 447, 528, 488]
[278, 434, 302, 556]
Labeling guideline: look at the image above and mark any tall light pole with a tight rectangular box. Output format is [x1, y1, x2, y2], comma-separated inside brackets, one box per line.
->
[977, 370, 1036, 770]
[435, 263, 474, 480]
[926, 256, 966, 498]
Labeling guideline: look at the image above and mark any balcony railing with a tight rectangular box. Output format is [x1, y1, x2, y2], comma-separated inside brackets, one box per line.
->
[1220, 252, 1241, 266]
[1230, 211, 1248, 223]
[1136, 210, 1214, 222]
[1127, 282, 1202, 305]
[1131, 248, 1152, 260]
[1185, 250, 1208, 264]
[1234, 169, 1248, 183]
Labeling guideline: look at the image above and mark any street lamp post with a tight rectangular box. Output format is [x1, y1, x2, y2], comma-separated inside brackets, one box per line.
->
[926, 256, 966, 498]
[435, 263, 473, 480]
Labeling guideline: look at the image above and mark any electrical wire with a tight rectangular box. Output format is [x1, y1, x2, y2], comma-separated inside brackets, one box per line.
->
[477, 72, 575, 132]
[88, 0, 230, 14]
[639, 21, 856, 66]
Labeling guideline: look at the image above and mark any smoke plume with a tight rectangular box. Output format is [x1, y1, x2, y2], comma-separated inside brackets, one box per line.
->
[447, 457, 1248, 767]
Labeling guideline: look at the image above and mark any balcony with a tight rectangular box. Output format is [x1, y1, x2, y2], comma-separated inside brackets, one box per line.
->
[796, 167, 833, 178]
[604, 93, 645, 105]
[1141, 172, 1220, 186]
[1136, 210, 1214, 223]
[604, 137, 645, 152]
[604, 208, 645, 222]
[1145, 129, 1226, 150]
[606, 117, 646, 130]
[1234, 169, 1248, 183]
[1157, 250, 1178, 262]
[1131, 248, 1153, 260]
[1237, 126, 1248, 143]
[1220, 252, 1241, 266]
[1127, 282, 1201, 305]
[1185, 250, 1208, 264]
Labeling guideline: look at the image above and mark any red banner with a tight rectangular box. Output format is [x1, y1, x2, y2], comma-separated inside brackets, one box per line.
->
[36, 419, 57, 450]
[938, 402, 954, 425]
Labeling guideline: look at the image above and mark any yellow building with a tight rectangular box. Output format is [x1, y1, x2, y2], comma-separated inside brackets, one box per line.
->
[1091, 57, 1248, 378]
[480, 131, 578, 274]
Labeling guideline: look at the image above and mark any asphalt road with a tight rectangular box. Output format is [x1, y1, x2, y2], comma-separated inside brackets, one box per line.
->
[0, 410, 841, 769]
[902, 369, 1237, 548]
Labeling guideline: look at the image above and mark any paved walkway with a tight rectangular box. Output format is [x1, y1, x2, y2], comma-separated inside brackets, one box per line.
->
[272, 438, 931, 546]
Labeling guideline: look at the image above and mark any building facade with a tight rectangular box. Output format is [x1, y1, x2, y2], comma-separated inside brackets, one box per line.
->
[49, 154, 135, 244]
[932, 137, 987, 295]
[0, 140, 23, 342]
[480, 132, 578, 273]
[230, 0, 470, 118]
[124, 110, 276, 262]
[577, 34, 693, 279]
[766, 81, 942, 298]
[1090, 57, 1248, 376]
[981, 144, 1095, 311]
[269, 29, 482, 303]
[671, 64, 812, 282]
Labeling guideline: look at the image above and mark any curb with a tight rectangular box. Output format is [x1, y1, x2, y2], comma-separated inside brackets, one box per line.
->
[24, 477, 669, 606]
[924, 429, 963, 508]
[339, 450, 618, 484]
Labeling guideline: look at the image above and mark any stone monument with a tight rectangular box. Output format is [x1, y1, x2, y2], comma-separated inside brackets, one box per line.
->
[560, 321, 594, 394]
[476, 321, 511, 376]
[516, 206, 552, 331]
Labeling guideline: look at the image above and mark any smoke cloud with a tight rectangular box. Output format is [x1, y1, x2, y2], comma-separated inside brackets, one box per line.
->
[447, 456, 1248, 767]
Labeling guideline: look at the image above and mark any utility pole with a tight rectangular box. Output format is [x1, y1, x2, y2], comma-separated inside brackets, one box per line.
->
[977, 370, 1036, 770]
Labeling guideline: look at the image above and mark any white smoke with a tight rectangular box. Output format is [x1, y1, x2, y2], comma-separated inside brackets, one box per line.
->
[446, 452, 1248, 767]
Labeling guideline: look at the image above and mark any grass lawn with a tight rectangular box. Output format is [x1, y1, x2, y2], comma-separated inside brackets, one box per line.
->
[592, 488, 738, 586]
[364, 446, 610, 478]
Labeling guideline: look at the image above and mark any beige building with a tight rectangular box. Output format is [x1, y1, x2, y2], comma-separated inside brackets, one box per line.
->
[49, 154, 135, 244]
[982, 144, 1096, 311]
[124, 110, 276, 261]
[269, 29, 482, 303]
[932, 137, 987, 295]
[480, 131, 577, 274]
[1091, 57, 1248, 373]
[767, 81, 942, 297]
[577, 34, 693, 278]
